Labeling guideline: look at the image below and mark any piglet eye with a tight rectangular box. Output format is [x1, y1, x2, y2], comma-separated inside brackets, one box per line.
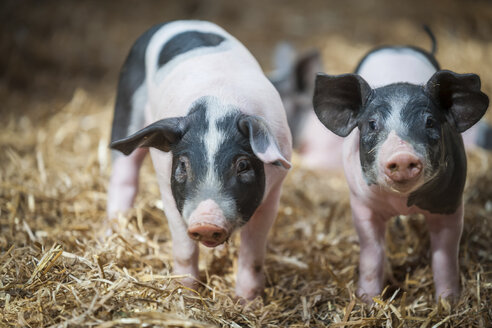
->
[175, 156, 189, 183]
[426, 117, 435, 129]
[236, 157, 252, 175]
[368, 120, 377, 130]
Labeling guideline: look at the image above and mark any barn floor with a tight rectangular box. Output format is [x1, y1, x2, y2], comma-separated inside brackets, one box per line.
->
[1, 0, 491, 327]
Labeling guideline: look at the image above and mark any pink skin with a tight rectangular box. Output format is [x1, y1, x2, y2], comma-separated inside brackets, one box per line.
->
[235, 176, 284, 300]
[106, 148, 148, 232]
[461, 125, 479, 149]
[150, 148, 200, 288]
[187, 199, 231, 248]
[376, 131, 424, 193]
[344, 129, 462, 302]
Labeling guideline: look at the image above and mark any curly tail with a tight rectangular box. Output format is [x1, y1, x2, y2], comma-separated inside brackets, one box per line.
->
[423, 25, 437, 55]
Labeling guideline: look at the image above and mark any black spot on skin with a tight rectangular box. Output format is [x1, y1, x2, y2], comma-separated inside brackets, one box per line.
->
[170, 101, 209, 213]
[407, 122, 466, 214]
[216, 114, 266, 223]
[111, 23, 167, 143]
[158, 31, 225, 68]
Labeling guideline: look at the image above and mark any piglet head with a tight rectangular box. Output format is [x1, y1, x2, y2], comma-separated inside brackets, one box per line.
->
[111, 97, 291, 247]
[313, 71, 488, 194]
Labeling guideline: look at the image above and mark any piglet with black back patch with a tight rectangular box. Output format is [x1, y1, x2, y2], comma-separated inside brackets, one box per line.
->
[107, 21, 292, 301]
[313, 28, 489, 303]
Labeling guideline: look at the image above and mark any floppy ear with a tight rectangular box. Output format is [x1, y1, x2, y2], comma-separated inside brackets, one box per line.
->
[110, 117, 187, 155]
[238, 115, 291, 169]
[313, 73, 372, 137]
[426, 70, 489, 133]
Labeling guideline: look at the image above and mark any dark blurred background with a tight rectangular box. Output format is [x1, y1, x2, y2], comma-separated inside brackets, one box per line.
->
[1, 0, 491, 120]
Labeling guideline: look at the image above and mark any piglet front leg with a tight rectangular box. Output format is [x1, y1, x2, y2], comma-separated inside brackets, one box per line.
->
[106, 148, 148, 234]
[161, 200, 200, 289]
[235, 183, 282, 301]
[426, 204, 463, 301]
[351, 195, 387, 303]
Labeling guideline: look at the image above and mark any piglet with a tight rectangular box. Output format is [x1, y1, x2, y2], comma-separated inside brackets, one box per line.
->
[313, 30, 489, 302]
[269, 43, 344, 170]
[107, 20, 292, 301]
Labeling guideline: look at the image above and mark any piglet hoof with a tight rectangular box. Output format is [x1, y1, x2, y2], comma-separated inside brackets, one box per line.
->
[356, 287, 380, 304]
[178, 275, 200, 292]
[234, 288, 265, 309]
[435, 287, 460, 305]
[97, 218, 120, 240]
[235, 269, 266, 303]
[235, 276, 265, 302]
[235, 285, 265, 303]
[101, 212, 130, 239]
[173, 261, 200, 292]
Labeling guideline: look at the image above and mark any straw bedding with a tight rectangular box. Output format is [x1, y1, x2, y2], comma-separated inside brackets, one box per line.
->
[1, 0, 491, 326]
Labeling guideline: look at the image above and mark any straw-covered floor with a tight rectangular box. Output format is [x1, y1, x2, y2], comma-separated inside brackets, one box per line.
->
[1, 0, 492, 327]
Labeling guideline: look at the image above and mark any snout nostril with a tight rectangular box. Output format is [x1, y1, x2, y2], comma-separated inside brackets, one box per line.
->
[191, 232, 200, 239]
[388, 163, 398, 171]
[409, 162, 417, 169]
[212, 232, 222, 240]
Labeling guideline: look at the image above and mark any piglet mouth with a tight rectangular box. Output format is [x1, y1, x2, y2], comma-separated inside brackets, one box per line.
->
[200, 239, 228, 248]
[383, 178, 422, 194]
[187, 222, 230, 248]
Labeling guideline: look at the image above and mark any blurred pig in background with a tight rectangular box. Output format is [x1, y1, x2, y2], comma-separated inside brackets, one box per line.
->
[269, 43, 344, 170]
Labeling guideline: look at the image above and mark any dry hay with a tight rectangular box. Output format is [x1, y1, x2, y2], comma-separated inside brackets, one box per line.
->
[2, 0, 492, 326]
[1, 85, 491, 327]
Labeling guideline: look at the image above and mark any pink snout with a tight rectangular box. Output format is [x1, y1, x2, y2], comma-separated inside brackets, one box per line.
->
[384, 153, 423, 182]
[187, 223, 228, 247]
[187, 199, 231, 247]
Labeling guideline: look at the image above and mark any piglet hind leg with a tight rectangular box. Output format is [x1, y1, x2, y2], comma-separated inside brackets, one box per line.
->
[235, 183, 283, 302]
[106, 148, 148, 235]
[351, 195, 387, 303]
[425, 204, 463, 302]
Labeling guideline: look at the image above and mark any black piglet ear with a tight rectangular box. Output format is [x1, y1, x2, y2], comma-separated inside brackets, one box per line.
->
[313, 73, 372, 137]
[110, 117, 187, 155]
[426, 70, 489, 133]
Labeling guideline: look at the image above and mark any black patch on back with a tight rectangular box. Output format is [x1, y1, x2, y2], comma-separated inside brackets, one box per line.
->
[111, 23, 167, 142]
[354, 46, 440, 74]
[158, 31, 225, 68]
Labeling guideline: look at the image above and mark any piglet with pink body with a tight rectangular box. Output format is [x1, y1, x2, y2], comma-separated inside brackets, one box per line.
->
[313, 34, 489, 302]
[107, 20, 292, 301]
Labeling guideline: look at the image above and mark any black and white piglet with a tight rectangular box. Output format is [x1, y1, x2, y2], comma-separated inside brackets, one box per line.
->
[313, 30, 489, 302]
[107, 20, 292, 300]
